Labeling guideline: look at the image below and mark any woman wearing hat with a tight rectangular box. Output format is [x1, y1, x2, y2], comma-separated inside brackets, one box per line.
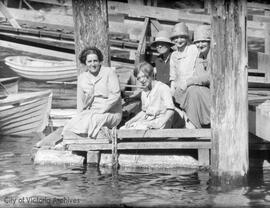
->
[169, 22, 199, 128]
[150, 30, 175, 86]
[174, 24, 211, 129]
[169, 22, 199, 97]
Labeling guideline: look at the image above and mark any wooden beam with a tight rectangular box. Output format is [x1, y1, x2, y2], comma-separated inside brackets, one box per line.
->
[68, 141, 212, 151]
[127, 0, 144, 5]
[210, 0, 249, 176]
[135, 17, 149, 66]
[0, 1, 21, 28]
[28, 0, 72, 6]
[249, 100, 270, 141]
[258, 52, 270, 82]
[117, 128, 211, 139]
[247, 2, 270, 10]
[150, 18, 162, 39]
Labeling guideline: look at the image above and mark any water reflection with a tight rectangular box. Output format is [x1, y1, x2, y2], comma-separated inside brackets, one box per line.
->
[0, 133, 270, 207]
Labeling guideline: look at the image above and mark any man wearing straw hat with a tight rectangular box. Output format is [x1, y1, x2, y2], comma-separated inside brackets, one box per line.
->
[174, 24, 211, 129]
[150, 30, 175, 86]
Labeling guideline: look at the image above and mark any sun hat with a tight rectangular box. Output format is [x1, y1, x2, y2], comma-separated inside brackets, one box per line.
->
[193, 24, 211, 43]
[170, 22, 189, 39]
[151, 30, 175, 48]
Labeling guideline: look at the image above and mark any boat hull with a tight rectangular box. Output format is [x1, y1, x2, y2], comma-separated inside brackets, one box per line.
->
[0, 90, 52, 135]
[4, 56, 77, 81]
[0, 77, 19, 94]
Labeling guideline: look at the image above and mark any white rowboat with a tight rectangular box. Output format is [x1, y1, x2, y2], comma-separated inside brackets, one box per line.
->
[0, 90, 52, 135]
[4, 56, 77, 81]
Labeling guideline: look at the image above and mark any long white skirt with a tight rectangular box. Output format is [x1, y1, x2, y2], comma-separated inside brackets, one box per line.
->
[62, 109, 122, 138]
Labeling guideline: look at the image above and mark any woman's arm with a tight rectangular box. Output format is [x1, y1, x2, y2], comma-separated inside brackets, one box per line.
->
[148, 109, 174, 129]
[169, 53, 177, 95]
[77, 76, 86, 112]
[125, 111, 146, 127]
[100, 68, 121, 113]
[186, 66, 210, 87]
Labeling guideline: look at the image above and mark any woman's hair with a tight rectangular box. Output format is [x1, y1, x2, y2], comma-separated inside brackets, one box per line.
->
[134, 61, 154, 78]
[79, 46, 104, 64]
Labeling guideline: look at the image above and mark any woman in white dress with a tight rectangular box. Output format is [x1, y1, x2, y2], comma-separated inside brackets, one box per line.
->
[122, 62, 175, 129]
[62, 47, 122, 139]
[170, 24, 211, 128]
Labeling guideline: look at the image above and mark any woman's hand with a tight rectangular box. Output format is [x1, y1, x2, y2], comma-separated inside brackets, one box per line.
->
[177, 80, 187, 91]
[125, 120, 134, 128]
[83, 93, 95, 110]
[146, 121, 160, 129]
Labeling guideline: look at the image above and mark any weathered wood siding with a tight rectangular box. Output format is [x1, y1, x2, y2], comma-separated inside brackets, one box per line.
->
[210, 0, 249, 176]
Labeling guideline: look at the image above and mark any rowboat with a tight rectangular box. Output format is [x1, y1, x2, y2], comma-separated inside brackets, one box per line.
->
[4, 56, 77, 81]
[0, 90, 52, 135]
[0, 77, 20, 94]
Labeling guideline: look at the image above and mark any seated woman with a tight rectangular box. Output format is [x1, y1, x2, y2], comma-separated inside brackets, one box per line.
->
[173, 24, 211, 129]
[62, 46, 122, 139]
[122, 62, 175, 129]
[150, 30, 175, 86]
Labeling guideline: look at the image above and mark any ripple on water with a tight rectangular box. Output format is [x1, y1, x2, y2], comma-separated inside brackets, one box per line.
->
[0, 152, 15, 158]
[0, 174, 17, 180]
[0, 187, 20, 197]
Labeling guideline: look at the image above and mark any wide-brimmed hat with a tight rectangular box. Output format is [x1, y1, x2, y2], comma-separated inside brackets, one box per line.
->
[170, 22, 189, 39]
[151, 30, 174, 48]
[193, 24, 211, 43]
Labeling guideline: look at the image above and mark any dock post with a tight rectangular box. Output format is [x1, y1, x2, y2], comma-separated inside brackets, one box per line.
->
[198, 149, 210, 166]
[87, 151, 100, 166]
[210, 0, 249, 177]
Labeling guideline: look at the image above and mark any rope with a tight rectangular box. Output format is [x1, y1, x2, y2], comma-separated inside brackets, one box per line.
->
[111, 127, 118, 170]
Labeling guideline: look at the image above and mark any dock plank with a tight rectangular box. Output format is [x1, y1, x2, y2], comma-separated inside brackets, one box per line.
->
[35, 127, 63, 148]
[68, 141, 211, 151]
[117, 128, 211, 139]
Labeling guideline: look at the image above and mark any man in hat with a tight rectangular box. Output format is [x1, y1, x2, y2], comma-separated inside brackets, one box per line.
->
[174, 24, 211, 129]
[150, 30, 175, 86]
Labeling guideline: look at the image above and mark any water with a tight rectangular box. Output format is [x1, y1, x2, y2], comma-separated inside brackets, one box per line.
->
[0, 133, 270, 208]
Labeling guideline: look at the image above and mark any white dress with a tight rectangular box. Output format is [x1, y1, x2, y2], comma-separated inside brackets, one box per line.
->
[122, 81, 175, 129]
[62, 66, 122, 138]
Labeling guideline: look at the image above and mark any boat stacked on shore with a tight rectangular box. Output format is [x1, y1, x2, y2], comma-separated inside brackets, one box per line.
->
[4, 56, 77, 81]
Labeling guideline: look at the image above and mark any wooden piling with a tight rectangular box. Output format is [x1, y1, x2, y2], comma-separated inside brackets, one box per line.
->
[72, 0, 110, 69]
[210, 0, 249, 176]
